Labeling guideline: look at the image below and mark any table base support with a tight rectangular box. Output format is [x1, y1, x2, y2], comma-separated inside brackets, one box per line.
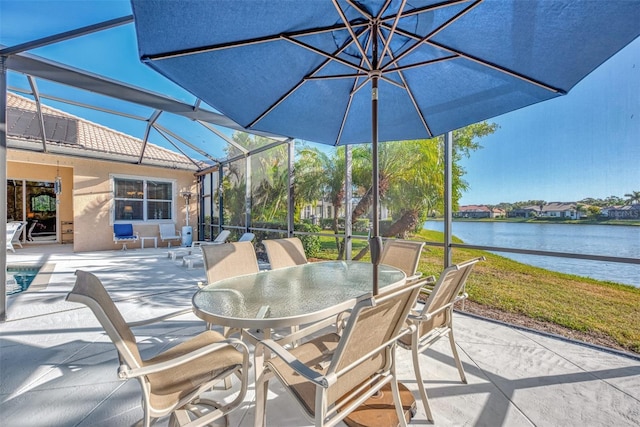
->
[343, 383, 416, 427]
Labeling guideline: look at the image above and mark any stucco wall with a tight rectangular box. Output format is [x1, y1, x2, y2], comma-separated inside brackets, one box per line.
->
[7, 150, 197, 252]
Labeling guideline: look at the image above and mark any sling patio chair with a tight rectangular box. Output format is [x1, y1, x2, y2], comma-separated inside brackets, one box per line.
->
[380, 239, 426, 282]
[180, 230, 231, 268]
[199, 241, 261, 347]
[5, 222, 22, 252]
[398, 256, 484, 422]
[9, 221, 26, 249]
[113, 223, 139, 250]
[238, 232, 255, 242]
[254, 279, 425, 427]
[262, 237, 307, 270]
[66, 270, 249, 427]
[158, 223, 181, 247]
[200, 241, 260, 287]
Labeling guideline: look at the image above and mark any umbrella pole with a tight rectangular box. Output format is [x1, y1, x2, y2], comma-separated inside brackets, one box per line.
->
[371, 60, 381, 295]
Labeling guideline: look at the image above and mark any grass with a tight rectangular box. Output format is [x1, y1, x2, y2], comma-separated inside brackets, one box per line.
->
[313, 229, 640, 353]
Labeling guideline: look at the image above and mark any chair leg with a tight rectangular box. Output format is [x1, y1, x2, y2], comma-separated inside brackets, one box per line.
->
[448, 328, 467, 383]
[254, 375, 269, 427]
[390, 369, 408, 427]
[412, 344, 434, 422]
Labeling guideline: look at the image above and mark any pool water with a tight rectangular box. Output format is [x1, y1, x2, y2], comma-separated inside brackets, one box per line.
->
[6, 266, 40, 295]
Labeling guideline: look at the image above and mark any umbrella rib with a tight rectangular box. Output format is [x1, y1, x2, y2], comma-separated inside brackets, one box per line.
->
[392, 59, 434, 138]
[282, 35, 368, 74]
[248, 35, 365, 129]
[427, 40, 565, 94]
[386, 55, 458, 73]
[379, 0, 472, 22]
[335, 34, 375, 146]
[141, 21, 368, 61]
[378, 0, 408, 66]
[333, 0, 373, 70]
[381, 0, 482, 72]
[345, 0, 374, 19]
[306, 73, 369, 81]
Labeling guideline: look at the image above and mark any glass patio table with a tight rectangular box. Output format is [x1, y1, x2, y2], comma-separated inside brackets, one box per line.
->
[192, 260, 406, 333]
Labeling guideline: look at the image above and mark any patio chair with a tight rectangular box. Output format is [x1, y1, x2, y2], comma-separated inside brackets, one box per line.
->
[113, 223, 138, 250]
[238, 232, 255, 242]
[262, 237, 307, 270]
[398, 256, 484, 422]
[201, 241, 259, 286]
[158, 223, 180, 247]
[380, 239, 426, 281]
[66, 270, 249, 427]
[9, 221, 26, 249]
[254, 279, 424, 427]
[5, 222, 22, 252]
[181, 230, 231, 268]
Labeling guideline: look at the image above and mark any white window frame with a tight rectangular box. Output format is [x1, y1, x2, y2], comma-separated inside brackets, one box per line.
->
[111, 174, 177, 224]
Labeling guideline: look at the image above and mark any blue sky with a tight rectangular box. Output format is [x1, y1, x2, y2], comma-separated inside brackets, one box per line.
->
[2, 1, 639, 205]
[459, 37, 639, 205]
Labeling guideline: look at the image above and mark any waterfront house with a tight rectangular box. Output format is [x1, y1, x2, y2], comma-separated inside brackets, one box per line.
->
[507, 206, 539, 218]
[540, 202, 578, 219]
[6, 93, 199, 252]
[605, 204, 640, 219]
[454, 205, 491, 219]
[490, 207, 506, 218]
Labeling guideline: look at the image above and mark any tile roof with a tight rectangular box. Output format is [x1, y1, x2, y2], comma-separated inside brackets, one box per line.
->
[6, 92, 203, 170]
[458, 205, 490, 212]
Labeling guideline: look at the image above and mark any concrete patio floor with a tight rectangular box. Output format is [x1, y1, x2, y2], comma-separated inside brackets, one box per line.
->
[2, 244, 639, 426]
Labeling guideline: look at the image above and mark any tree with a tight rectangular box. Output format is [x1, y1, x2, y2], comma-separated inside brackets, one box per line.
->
[222, 132, 290, 225]
[587, 205, 601, 219]
[294, 146, 347, 253]
[624, 191, 640, 205]
[351, 121, 497, 260]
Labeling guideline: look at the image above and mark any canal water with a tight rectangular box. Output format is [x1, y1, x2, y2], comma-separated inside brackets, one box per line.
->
[423, 221, 640, 287]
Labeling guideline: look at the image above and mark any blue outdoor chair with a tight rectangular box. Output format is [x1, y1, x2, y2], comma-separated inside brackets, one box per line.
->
[113, 224, 139, 250]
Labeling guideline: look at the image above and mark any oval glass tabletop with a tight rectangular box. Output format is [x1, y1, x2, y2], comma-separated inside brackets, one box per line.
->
[192, 261, 406, 329]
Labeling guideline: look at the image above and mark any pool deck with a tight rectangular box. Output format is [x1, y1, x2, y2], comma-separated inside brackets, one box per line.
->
[2, 244, 640, 426]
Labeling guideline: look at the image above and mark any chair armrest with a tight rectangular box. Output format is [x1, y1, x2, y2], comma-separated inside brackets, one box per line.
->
[409, 301, 454, 322]
[256, 339, 328, 387]
[121, 337, 249, 379]
[126, 308, 192, 328]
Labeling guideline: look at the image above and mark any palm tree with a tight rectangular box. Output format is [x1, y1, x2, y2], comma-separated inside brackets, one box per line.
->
[624, 191, 640, 205]
[295, 146, 347, 253]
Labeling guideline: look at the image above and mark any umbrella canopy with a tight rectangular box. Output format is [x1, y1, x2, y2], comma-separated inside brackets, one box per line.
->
[131, 0, 640, 145]
[131, 0, 640, 291]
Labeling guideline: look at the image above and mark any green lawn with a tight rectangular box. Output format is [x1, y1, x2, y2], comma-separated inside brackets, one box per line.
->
[313, 229, 640, 353]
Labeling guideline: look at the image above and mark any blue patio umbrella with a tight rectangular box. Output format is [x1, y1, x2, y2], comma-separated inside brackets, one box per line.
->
[131, 0, 640, 293]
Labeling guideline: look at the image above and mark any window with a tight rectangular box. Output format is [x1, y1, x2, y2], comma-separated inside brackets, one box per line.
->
[113, 176, 175, 222]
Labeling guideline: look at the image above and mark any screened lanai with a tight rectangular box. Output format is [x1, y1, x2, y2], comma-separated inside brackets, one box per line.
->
[1, 0, 639, 361]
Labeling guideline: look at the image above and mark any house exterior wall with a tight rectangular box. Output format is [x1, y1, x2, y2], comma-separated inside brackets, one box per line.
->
[7, 150, 196, 252]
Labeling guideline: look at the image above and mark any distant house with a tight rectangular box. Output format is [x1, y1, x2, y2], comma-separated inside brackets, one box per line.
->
[454, 205, 491, 219]
[605, 204, 640, 219]
[508, 206, 539, 218]
[6, 92, 200, 252]
[490, 208, 506, 218]
[540, 202, 578, 219]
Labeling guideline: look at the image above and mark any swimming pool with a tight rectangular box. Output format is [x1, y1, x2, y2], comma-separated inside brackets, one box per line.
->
[6, 265, 41, 295]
